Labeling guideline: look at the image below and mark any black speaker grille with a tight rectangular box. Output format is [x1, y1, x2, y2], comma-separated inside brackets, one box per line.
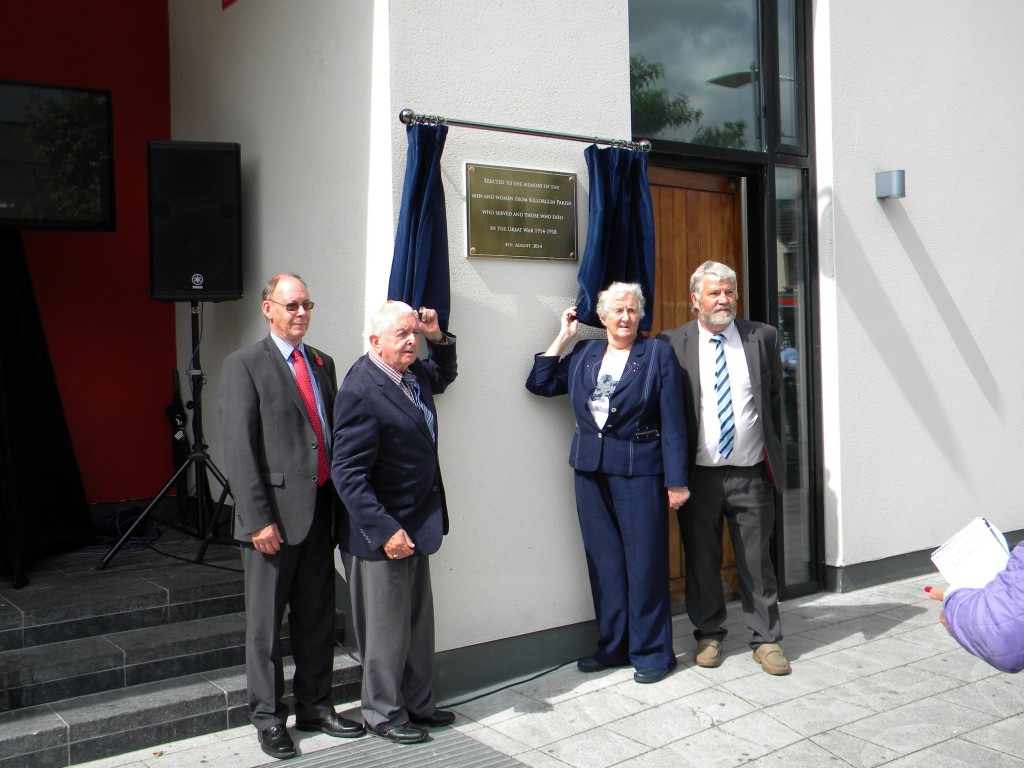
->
[148, 141, 242, 302]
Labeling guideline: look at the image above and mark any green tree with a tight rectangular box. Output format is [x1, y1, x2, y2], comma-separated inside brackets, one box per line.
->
[630, 55, 748, 149]
[693, 120, 747, 149]
[630, 55, 702, 137]
[23, 90, 110, 221]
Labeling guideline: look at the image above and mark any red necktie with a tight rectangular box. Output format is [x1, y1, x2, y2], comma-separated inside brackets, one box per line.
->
[293, 348, 329, 486]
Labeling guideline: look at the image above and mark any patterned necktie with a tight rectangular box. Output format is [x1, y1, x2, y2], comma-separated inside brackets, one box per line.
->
[293, 348, 329, 485]
[403, 372, 436, 442]
[710, 334, 735, 459]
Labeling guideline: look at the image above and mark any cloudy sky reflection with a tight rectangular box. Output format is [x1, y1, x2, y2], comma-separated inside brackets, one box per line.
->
[628, 0, 760, 147]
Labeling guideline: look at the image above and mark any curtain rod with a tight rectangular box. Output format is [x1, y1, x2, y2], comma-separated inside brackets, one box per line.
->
[398, 109, 651, 153]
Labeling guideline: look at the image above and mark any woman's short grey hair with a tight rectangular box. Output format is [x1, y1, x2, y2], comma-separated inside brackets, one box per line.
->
[369, 300, 416, 337]
[596, 282, 646, 320]
[689, 261, 738, 297]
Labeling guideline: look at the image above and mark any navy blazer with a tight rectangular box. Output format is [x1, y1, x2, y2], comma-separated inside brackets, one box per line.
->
[331, 339, 457, 560]
[526, 335, 688, 487]
[657, 318, 783, 488]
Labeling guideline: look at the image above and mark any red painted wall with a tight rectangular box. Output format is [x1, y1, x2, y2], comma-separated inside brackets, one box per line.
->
[1, 2, 175, 503]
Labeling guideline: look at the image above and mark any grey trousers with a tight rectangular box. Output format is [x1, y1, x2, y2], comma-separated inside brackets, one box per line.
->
[344, 553, 438, 731]
[680, 463, 782, 648]
[241, 492, 336, 731]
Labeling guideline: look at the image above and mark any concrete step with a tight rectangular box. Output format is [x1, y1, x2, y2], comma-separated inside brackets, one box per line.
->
[0, 610, 346, 712]
[0, 648, 362, 767]
[0, 541, 363, 767]
[0, 558, 245, 650]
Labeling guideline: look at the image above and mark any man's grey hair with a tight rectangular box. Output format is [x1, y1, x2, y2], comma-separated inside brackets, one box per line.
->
[595, 281, 646, 320]
[261, 273, 305, 301]
[369, 300, 417, 337]
[689, 261, 738, 297]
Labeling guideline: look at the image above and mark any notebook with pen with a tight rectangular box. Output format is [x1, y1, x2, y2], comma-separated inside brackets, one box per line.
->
[930, 516, 1011, 591]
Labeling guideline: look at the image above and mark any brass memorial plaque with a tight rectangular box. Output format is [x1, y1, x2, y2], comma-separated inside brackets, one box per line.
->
[466, 164, 577, 260]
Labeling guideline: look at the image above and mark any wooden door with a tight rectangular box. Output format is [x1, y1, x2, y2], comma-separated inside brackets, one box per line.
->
[648, 165, 745, 615]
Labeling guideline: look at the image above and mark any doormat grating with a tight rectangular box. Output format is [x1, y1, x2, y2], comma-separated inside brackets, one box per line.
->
[258, 727, 527, 768]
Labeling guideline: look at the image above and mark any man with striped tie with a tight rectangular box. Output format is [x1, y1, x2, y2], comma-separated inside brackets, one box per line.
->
[658, 261, 789, 676]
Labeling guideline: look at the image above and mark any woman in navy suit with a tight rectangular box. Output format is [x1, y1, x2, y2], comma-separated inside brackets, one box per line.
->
[526, 282, 689, 683]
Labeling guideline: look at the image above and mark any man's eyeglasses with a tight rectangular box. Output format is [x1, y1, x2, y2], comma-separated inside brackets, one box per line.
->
[269, 299, 315, 313]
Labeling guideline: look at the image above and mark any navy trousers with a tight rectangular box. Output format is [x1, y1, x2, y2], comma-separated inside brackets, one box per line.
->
[573, 471, 675, 671]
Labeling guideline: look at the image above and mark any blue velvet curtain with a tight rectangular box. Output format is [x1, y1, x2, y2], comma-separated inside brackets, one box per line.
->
[388, 123, 451, 330]
[574, 145, 656, 332]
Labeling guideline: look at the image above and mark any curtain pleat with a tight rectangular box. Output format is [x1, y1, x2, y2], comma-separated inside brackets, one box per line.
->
[388, 123, 452, 330]
[574, 146, 656, 332]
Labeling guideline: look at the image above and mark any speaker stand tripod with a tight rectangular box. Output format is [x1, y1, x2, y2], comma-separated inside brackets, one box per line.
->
[98, 301, 235, 570]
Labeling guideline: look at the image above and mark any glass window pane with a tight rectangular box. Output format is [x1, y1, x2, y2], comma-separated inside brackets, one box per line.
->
[629, 0, 762, 150]
[775, 166, 813, 587]
[777, 0, 801, 145]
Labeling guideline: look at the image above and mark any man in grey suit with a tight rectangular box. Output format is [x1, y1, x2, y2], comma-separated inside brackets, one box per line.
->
[220, 274, 364, 760]
[332, 301, 457, 745]
[658, 261, 790, 676]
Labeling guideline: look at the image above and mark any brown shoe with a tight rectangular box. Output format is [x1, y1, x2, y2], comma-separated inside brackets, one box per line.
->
[752, 643, 791, 675]
[695, 639, 723, 668]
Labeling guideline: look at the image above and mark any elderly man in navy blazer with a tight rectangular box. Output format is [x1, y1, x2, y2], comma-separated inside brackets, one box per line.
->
[658, 260, 790, 676]
[220, 274, 365, 760]
[332, 301, 458, 745]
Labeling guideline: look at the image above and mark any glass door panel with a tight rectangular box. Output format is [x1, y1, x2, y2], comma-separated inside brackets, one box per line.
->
[775, 165, 814, 589]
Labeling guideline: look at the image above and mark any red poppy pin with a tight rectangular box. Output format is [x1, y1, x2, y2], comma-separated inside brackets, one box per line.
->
[314, 353, 323, 367]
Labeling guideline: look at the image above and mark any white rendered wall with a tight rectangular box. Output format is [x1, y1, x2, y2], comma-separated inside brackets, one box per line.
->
[166, 0, 387, 615]
[168, 0, 378, 436]
[168, 0, 1021, 649]
[169, 0, 631, 652]
[817, 1, 1024, 567]
[385, 0, 630, 650]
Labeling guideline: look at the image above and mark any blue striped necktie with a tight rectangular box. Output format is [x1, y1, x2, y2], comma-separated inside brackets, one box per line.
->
[710, 334, 735, 458]
[403, 372, 436, 441]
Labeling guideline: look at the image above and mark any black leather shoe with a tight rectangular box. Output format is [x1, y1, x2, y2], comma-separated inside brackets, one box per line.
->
[410, 709, 456, 727]
[295, 711, 365, 738]
[577, 656, 627, 673]
[634, 667, 671, 684]
[368, 723, 428, 744]
[258, 724, 296, 760]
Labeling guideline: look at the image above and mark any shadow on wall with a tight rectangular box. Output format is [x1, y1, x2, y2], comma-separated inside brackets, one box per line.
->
[879, 202, 1002, 417]
[832, 202, 970, 489]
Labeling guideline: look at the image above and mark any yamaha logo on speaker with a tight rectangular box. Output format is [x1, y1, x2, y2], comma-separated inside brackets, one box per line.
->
[192, 274, 205, 288]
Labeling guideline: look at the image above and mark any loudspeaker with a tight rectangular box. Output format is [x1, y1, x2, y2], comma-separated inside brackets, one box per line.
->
[149, 141, 242, 301]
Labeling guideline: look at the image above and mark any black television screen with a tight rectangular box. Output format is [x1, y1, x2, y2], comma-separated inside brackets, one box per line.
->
[0, 80, 115, 231]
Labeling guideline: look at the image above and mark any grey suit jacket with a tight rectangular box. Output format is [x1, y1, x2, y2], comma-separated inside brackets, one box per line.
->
[219, 333, 338, 544]
[658, 318, 783, 488]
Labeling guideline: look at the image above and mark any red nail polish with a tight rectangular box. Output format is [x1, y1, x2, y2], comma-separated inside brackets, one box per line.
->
[924, 586, 932, 593]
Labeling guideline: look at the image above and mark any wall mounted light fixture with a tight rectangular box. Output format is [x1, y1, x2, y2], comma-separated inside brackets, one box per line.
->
[875, 170, 906, 199]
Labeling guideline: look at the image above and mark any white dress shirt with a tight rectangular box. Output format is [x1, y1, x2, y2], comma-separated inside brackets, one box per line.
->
[695, 321, 765, 467]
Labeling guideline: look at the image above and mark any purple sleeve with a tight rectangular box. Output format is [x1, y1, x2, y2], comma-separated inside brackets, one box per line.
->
[943, 541, 1024, 673]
